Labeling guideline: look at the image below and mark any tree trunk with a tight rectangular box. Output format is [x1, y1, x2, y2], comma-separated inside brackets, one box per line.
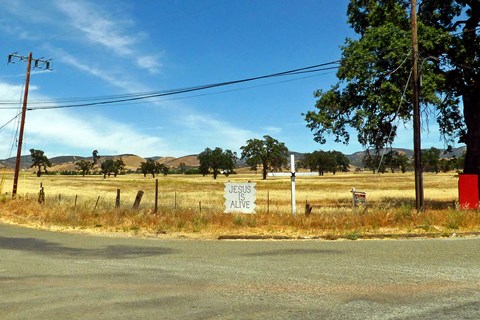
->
[463, 90, 480, 174]
[262, 162, 268, 180]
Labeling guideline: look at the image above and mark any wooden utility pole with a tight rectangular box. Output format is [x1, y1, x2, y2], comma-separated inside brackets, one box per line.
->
[411, 0, 424, 211]
[12, 52, 32, 198]
[8, 52, 51, 198]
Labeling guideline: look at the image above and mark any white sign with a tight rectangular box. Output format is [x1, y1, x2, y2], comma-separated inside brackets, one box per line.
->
[224, 182, 256, 213]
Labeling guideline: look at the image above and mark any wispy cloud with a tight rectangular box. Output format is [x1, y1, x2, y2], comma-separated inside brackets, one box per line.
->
[263, 126, 283, 135]
[136, 55, 163, 74]
[26, 110, 168, 157]
[179, 112, 256, 152]
[0, 82, 169, 158]
[55, 48, 148, 93]
[55, 1, 161, 73]
[55, 2, 135, 55]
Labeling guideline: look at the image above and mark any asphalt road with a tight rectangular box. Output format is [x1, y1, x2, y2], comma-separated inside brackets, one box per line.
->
[1, 223, 479, 320]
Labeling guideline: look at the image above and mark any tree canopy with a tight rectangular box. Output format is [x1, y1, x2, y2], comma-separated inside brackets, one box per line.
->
[197, 147, 237, 179]
[100, 158, 125, 178]
[301, 150, 350, 175]
[304, 0, 480, 174]
[75, 159, 93, 177]
[29, 149, 51, 177]
[139, 159, 168, 178]
[240, 135, 289, 179]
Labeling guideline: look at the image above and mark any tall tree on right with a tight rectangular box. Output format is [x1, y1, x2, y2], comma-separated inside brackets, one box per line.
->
[304, 1, 480, 174]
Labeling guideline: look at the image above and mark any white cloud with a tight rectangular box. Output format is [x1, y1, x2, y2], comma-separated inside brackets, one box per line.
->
[263, 126, 282, 135]
[25, 110, 168, 157]
[0, 82, 171, 158]
[56, 1, 135, 56]
[52, 48, 148, 93]
[136, 55, 163, 74]
[179, 112, 255, 152]
[55, 1, 162, 73]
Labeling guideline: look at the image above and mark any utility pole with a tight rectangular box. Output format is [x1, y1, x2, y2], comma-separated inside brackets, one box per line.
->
[410, 0, 424, 211]
[7, 52, 51, 198]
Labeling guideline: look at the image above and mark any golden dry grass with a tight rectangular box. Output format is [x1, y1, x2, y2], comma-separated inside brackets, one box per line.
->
[0, 170, 477, 239]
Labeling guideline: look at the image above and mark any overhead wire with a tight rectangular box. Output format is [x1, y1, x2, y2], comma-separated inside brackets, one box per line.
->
[0, 62, 340, 110]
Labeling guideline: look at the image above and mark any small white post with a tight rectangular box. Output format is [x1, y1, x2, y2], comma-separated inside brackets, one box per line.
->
[291, 154, 296, 215]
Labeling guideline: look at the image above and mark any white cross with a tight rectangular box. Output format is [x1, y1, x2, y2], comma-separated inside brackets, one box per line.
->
[267, 154, 318, 215]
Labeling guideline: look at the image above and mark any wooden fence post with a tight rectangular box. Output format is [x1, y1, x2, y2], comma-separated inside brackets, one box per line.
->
[93, 196, 100, 213]
[154, 179, 158, 214]
[133, 191, 144, 210]
[38, 182, 45, 204]
[267, 190, 270, 214]
[116, 189, 121, 209]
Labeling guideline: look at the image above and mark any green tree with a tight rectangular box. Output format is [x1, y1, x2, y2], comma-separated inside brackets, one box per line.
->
[29, 149, 52, 177]
[302, 150, 350, 175]
[139, 159, 164, 178]
[100, 158, 125, 178]
[179, 162, 187, 174]
[76, 159, 93, 177]
[92, 150, 100, 165]
[330, 150, 350, 174]
[439, 158, 453, 173]
[114, 158, 125, 176]
[240, 135, 289, 180]
[304, 1, 480, 174]
[197, 147, 237, 179]
[362, 151, 386, 174]
[395, 151, 410, 173]
[422, 147, 441, 173]
[301, 151, 329, 175]
[384, 151, 398, 173]
[101, 159, 115, 178]
[160, 163, 169, 176]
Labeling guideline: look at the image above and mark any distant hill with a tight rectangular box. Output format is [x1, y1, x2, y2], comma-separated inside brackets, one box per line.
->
[0, 147, 466, 171]
[345, 146, 465, 168]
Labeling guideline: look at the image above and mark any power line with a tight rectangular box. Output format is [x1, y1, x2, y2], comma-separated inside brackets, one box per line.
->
[0, 62, 340, 110]
[0, 112, 22, 132]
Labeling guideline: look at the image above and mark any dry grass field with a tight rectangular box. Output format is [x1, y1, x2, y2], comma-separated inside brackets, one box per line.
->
[0, 170, 478, 239]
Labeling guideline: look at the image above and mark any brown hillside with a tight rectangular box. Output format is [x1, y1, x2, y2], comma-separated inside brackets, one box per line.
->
[161, 155, 199, 167]
[50, 155, 147, 172]
[156, 157, 176, 165]
[118, 155, 146, 170]
[40, 154, 201, 173]
[51, 162, 77, 172]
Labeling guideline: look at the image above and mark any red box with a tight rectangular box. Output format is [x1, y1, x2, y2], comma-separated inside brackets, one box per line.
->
[459, 174, 479, 209]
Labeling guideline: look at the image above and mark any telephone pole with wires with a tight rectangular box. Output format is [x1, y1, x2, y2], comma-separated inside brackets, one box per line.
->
[7, 52, 52, 198]
[410, 0, 424, 211]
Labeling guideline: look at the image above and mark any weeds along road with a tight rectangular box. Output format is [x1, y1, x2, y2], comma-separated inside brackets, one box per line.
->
[1, 223, 479, 320]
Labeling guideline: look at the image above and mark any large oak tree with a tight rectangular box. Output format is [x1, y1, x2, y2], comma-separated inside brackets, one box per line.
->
[197, 147, 237, 179]
[240, 135, 289, 179]
[304, 0, 480, 174]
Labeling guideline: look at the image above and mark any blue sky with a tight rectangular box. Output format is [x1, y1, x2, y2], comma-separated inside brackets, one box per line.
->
[0, 0, 447, 159]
